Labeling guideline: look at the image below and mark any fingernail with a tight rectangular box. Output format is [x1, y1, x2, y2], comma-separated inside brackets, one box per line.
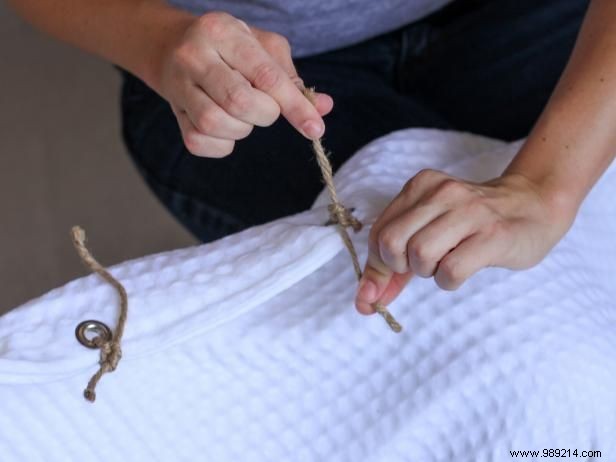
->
[302, 120, 324, 139]
[357, 279, 377, 303]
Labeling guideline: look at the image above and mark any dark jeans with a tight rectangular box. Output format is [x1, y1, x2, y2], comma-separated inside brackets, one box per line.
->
[120, 0, 589, 243]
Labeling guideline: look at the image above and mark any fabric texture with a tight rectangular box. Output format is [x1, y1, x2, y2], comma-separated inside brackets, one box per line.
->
[166, 0, 453, 57]
[1, 129, 615, 461]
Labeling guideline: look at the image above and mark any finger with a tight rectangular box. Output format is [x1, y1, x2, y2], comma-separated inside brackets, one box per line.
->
[355, 266, 413, 315]
[313, 92, 334, 117]
[434, 232, 501, 290]
[355, 249, 392, 313]
[372, 172, 469, 273]
[256, 33, 334, 116]
[376, 271, 414, 310]
[219, 38, 325, 139]
[174, 109, 235, 158]
[406, 209, 479, 278]
[256, 30, 300, 83]
[372, 169, 447, 231]
[376, 205, 446, 274]
[364, 172, 433, 261]
[183, 86, 254, 139]
[198, 57, 280, 127]
[355, 169, 447, 313]
[355, 247, 414, 314]
[354, 170, 437, 312]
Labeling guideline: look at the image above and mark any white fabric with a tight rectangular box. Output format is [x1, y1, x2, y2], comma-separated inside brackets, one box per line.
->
[1, 129, 615, 461]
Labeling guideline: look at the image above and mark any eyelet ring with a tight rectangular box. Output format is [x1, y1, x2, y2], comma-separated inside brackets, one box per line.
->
[75, 320, 112, 349]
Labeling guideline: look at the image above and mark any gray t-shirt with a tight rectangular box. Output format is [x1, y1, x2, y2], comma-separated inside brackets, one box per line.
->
[167, 0, 453, 57]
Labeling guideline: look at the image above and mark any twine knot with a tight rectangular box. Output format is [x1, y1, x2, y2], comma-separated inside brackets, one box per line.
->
[328, 203, 363, 232]
[99, 341, 122, 372]
[83, 338, 124, 402]
[302, 86, 402, 333]
[72, 226, 129, 402]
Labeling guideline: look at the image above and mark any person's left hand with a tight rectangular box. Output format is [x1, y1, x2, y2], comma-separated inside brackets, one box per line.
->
[354, 169, 576, 314]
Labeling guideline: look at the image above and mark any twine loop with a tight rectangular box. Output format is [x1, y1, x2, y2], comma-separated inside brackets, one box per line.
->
[70, 86, 402, 404]
[98, 340, 122, 372]
[302, 87, 402, 333]
[71, 226, 128, 402]
[328, 203, 363, 232]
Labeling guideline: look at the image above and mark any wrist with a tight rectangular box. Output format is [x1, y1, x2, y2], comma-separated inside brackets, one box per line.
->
[501, 167, 580, 229]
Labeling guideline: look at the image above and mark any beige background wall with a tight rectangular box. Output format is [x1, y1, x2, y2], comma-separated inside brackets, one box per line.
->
[0, 3, 197, 314]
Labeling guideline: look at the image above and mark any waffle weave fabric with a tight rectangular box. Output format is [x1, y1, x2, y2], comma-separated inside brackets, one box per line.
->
[1, 129, 614, 461]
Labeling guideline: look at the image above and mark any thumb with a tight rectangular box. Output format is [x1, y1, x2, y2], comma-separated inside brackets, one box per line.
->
[355, 249, 413, 315]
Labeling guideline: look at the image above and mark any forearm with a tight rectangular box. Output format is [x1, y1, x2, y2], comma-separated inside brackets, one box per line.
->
[505, 0, 616, 218]
[5, 0, 195, 91]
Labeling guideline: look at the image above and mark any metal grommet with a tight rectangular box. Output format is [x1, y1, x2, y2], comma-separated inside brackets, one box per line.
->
[75, 320, 112, 349]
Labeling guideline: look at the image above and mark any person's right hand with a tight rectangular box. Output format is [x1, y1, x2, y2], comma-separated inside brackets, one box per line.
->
[154, 11, 333, 157]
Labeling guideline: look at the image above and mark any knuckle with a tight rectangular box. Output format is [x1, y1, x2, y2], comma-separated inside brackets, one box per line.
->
[200, 142, 235, 158]
[264, 32, 290, 51]
[437, 257, 464, 290]
[414, 168, 439, 184]
[291, 76, 304, 88]
[236, 19, 251, 33]
[171, 44, 199, 71]
[236, 124, 254, 140]
[183, 132, 204, 156]
[195, 109, 220, 134]
[402, 169, 438, 197]
[223, 83, 252, 115]
[401, 178, 417, 197]
[378, 228, 403, 258]
[464, 197, 498, 225]
[407, 241, 434, 277]
[235, 42, 259, 63]
[368, 225, 380, 249]
[438, 179, 465, 197]
[486, 219, 508, 238]
[261, 106, 280, 126]
[464, 196, 485, 214]
[183, 132, 234, 158]
[408, 238, 430, 265]
[430, 181, 467, 206]
[252, 62, 282, 92]
[214, 141, 235, 158]
[199, 12, 231, 40]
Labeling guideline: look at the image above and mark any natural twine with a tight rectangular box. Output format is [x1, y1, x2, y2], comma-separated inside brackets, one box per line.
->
[71, 226, 128, 402]
[69, 89, 400, 404]
[302, 88, 402, 333]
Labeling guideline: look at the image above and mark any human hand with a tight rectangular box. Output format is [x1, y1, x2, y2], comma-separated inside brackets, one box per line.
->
[354, 169, 577, 314]
[154, 12, 333, 157]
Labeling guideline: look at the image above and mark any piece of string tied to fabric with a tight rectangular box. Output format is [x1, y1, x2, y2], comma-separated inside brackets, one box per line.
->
[301, 87, 402, 334]
[71, 227, 127, 402]
[70, 86, 401, 402]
